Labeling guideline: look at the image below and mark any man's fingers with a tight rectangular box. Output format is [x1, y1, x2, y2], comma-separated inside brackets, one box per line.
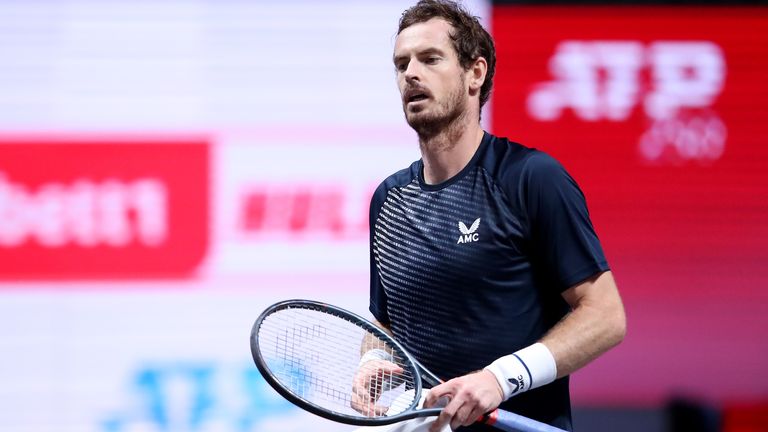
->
[371, 404, 390, 416]
[452, 400, 478, 429]
[426, 381, 462, 431]
[350, 391, 374, 414]
[351, 359, 407, 416]
[429, 388, 465, 432]
[425, 372, 505, 430]
[355, 359, 404, 392]
[350, 393, 389, 417]
[429, 399, 459, 432]
[424, 381, 453, 408]
[363, 359, 403, 374]
[465, 405, 490, 427]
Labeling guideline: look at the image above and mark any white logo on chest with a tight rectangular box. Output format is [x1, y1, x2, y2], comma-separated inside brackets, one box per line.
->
[457, 218, 481, 244]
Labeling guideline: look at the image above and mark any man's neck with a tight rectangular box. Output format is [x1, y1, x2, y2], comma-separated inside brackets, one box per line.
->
[419, 116, 484, 185]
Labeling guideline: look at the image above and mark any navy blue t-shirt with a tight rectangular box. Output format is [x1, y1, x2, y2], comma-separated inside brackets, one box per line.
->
[368, 132, 609, 431]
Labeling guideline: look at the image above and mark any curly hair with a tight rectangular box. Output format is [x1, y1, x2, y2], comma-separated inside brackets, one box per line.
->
[398, 0, 496, 110]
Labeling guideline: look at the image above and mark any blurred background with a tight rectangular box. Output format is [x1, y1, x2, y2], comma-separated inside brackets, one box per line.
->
[0, 0, 766, 431]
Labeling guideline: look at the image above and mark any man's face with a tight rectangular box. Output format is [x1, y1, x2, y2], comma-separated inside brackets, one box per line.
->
[393, 18, 469, 135]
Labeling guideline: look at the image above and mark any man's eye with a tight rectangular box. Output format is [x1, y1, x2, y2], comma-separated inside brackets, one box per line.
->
[426, 56, 440, 64]
[396, 63, 407, 72]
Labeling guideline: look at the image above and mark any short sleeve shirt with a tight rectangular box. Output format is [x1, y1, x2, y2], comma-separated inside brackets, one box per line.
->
[368, 132, 609, 431]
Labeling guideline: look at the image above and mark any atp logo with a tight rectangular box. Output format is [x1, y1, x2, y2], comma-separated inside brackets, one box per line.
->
[527, 41, 725, 122]
[457, 218, 481, 244]
[527, 40, 727, 163]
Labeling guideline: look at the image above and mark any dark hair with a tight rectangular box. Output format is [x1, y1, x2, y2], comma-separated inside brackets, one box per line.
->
[398, 0, 496, 110]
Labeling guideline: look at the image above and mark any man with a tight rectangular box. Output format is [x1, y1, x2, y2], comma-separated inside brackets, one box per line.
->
[357, 1, 626, 431]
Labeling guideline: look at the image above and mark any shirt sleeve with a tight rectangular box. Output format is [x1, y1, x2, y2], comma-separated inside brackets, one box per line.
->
[521, 152, 609, 292]
[368, 182, 390, 325]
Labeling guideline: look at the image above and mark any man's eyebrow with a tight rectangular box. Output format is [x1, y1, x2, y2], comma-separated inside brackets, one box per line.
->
[419, 47, 445, 56]
[393, 47, 446, 64]
[393, 53, 408, 64]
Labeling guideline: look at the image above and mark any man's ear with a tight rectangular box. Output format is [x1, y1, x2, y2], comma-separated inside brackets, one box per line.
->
[468, 57, 488, 94]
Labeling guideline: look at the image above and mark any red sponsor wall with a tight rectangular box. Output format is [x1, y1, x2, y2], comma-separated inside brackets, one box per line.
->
[492, 6, 768, 404]
[0, 139, 209, 278]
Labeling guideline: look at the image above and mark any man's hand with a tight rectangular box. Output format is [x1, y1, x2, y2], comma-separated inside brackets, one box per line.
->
[351, 359, 404, 417]
[423, 370, 503, 432]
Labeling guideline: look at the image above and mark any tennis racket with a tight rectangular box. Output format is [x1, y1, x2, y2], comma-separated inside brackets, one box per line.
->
[250, 299, 565, 432]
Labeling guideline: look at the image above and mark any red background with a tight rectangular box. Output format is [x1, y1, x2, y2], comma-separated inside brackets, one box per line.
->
[0, 140, 209, 278]
[492, 6, 768, 404]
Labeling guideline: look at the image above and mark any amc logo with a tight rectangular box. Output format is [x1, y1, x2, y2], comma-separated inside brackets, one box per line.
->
[0, 140, 209, 279]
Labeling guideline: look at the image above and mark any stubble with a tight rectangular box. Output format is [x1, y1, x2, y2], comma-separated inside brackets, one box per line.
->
[404, 74, 469, 151]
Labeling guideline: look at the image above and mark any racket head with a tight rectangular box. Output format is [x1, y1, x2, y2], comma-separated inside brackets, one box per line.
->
[250, 299, 437, 426]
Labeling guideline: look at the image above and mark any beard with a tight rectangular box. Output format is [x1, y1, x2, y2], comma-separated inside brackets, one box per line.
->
[403, 76, 468, 142]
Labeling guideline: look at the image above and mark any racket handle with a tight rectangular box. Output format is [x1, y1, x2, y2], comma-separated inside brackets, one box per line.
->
[481, 409, 567, 432]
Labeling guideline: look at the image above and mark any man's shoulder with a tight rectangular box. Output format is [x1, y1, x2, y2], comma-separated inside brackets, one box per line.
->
[480, 133, 546, 182]
[480, 134, 575, 202]
[375, 160, 420, 193]
[370, 159, 420, 211]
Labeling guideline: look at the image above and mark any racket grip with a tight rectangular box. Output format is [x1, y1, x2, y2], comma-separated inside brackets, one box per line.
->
[480, 409, 567, 432]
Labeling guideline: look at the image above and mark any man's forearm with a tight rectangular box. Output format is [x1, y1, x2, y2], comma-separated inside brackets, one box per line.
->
[540, 271, 626, 378]
[360, 319, 394, 356]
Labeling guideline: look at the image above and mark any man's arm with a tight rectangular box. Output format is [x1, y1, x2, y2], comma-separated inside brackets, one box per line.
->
[424, 270, 626, 432]
[360, 319, 394, 354]
[541, 270, 626, 378]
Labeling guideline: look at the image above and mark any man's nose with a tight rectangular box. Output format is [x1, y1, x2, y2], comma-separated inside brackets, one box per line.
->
[404, 61, 422, 82]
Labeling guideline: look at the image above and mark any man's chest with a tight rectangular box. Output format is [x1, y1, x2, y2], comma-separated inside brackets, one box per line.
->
[372, 177, 528, 289]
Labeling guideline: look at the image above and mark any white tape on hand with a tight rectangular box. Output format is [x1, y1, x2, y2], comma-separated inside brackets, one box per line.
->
[359, 348, 394, 366]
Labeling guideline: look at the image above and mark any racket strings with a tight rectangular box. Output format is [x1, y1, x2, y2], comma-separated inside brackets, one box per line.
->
[257, 307, 418, 418]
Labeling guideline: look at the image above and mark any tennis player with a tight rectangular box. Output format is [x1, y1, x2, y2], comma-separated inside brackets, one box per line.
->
[355, 1, 626, 431]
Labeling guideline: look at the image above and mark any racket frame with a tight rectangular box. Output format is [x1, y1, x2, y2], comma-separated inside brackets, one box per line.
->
[250, 299, 443, 426]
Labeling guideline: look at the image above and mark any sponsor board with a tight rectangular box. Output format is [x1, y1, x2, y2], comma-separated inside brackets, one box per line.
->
[0, 140, 209, 279]
[207, 137, 418, 276]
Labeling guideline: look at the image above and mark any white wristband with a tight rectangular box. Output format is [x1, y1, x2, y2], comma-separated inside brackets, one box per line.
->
[484, 343, 557, 400]
[358, 348, 394, 366]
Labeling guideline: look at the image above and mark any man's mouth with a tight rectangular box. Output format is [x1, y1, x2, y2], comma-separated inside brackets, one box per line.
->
[405, 89, 430, 105]
[408, 94, 428, 103]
